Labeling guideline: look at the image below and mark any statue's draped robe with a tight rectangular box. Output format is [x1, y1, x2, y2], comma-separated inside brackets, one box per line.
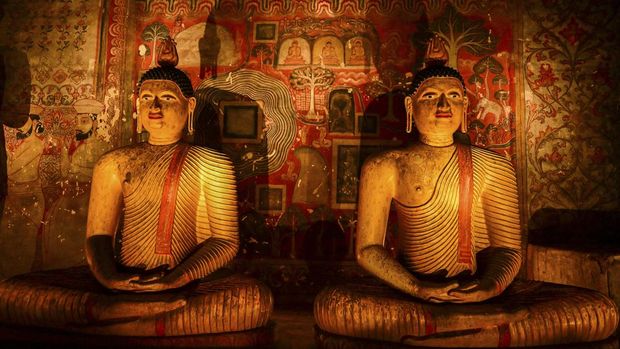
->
[0, 143, 272, 337]
[395, 146, 522, 294]
[315, 145, 618, 347]
[120, 144, 237, 278]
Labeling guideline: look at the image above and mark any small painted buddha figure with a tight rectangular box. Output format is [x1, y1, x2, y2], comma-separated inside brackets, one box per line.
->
[314, 36, 618, 347]
[321, 41, 340, 66]
[284, 40, 306, 65]
[0, 39, 273, 337]
[347, 39, 366, 66]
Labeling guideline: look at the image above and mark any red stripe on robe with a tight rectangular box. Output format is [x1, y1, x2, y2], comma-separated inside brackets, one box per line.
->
[457, 144, 473, 266]
[155, 144, 190, 255]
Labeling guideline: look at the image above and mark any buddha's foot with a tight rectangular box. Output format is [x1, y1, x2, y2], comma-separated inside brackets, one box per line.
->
[314, 280, 618, 347]
[0, 266, 273, 336]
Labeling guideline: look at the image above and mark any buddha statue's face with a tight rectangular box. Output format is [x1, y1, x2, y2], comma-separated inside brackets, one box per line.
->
[138, 80, 196, 145]
[405, 77, 468, 143]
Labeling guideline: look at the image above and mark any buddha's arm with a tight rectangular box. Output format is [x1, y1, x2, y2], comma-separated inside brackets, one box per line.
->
[173, 158, 239, 282]
[356, 155, 458, 302]
[478, 158, 522, 293]
[177, 167, 239, 280]
[136, 153, 239, 291]
[84, 153, 141, 290]
[450, 156, 522, 302]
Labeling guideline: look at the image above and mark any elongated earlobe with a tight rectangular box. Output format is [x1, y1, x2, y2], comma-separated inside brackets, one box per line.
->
[187, 97, 196, 136]
[405, 96, 414, 133]
[135, 99, 143, 134]
[461, 96, 469, 133]
[187, 110, 194, 135]
[407, 110, 414, 133]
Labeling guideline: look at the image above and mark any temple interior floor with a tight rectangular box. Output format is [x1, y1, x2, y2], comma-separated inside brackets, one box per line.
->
[0, 304, 618, 348]
[272, 307, 316, 349]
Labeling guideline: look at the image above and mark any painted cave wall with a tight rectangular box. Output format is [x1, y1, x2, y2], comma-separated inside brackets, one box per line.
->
[520, 0, 620, 238]
[0, 0, 128, 278]
[131, 0, 518, 262]
[0, 0, 617, 281]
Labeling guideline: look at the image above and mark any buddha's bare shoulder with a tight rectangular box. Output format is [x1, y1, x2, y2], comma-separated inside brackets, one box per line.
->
[93, 143, 150, 170]
[361, 148, 405, 172]
[364, 143, 447, 166]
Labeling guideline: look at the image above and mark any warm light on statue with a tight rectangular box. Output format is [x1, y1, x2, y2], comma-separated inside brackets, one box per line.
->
[0, 38, 273, 337]
[314, 35, 618, 347]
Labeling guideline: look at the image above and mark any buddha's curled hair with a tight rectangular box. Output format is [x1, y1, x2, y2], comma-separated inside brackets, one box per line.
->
[407, 63, 465, 97]
[138, 67, 194, 98]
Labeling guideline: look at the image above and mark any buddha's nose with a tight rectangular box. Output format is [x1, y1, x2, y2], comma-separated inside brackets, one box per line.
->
[152, 97, 162, 109]
[437, 93, 449, 109]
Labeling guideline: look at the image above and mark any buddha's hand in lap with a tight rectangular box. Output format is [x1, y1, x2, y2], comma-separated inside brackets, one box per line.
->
[447, 279, 498, 303]
[415, 279, 498, 303]
[102, 272, 146, 292]
[102, 266, 190, 293]
[414, 280, 462, 303]
[129, 269, 191, 292]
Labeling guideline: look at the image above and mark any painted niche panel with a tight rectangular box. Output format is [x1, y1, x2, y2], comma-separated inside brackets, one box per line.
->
[278, 38, 311, 66]
[313, 36, 344, 67]
[345, 37, 373, 67]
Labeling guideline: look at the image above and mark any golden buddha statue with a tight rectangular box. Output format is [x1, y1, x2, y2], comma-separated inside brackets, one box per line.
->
[314, 36, 618, 347]
[0, 39, 273, 338]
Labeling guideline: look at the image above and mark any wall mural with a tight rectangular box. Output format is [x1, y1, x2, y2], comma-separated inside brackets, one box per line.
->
[522, 0, 620, 222]
[0, 0, 518, 282]
[132, 0, 517, 273]
[0, 0, 127, 279]
[0, 0, 615, 301]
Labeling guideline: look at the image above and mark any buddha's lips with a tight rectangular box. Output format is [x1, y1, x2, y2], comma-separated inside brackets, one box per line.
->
[149, 113, 163, 119]
[435, 112, 452, 118]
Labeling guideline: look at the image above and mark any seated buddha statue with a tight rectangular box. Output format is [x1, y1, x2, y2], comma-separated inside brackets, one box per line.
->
[0, 39, 273, 338]
[314, 36, 618, 347]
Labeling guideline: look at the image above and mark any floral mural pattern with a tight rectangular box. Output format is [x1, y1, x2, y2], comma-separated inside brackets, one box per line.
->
[0, 0, 100, 108]
[523, 0, 620, 218]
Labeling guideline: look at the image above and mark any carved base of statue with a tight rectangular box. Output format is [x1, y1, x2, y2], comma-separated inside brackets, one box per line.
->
[315, 327, 620, 349]
[314, 280, 618, 347]
[0, 322, 274, 348]
[0, 267, 273, 337]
